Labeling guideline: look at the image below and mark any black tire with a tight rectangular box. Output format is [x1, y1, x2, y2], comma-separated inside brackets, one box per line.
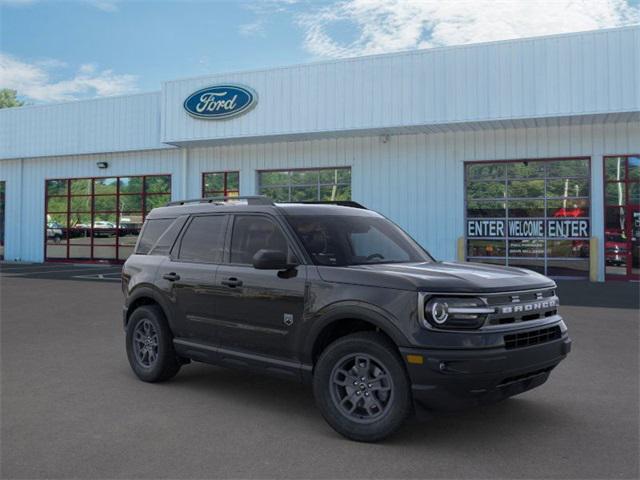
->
[313, 331, 412, 442]
[126, 305, 181, 382]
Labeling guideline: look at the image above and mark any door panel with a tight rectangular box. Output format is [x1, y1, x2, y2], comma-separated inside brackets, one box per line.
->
[213, 214, 307, 361]
[160, 258, 220, 343]
[160, 214, 228, 343]
[214, 264, 307, 359]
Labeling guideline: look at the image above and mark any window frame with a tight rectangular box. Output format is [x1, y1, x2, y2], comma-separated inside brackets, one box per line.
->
[602, 154, 640, 281]
[257, 166, 351, 202]
[135, 217, 176, 255]
[202, 171, 240, 198]
[224, 213, 304, 267]
[44, 174, 171, 263]
[0, 181, 5, 260]
[173, 213, 230, 265]
[464, 157, 592, 278]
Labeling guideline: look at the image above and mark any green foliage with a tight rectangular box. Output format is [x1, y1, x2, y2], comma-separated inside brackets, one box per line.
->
[259, 168, 351, 202]
[0, 89, 24, 109]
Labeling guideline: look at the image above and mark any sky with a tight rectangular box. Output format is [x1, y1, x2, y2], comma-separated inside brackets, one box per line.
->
[1, 0, 639, 104]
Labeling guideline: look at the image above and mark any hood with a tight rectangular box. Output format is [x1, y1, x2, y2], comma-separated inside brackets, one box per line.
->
[316, 261, 555, 293]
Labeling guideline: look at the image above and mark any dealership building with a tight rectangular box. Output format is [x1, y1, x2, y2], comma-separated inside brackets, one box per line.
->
[0, 26, 638, 281]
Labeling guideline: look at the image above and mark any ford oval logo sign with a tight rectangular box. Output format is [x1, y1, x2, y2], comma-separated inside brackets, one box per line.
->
[183, 84, 257, 120]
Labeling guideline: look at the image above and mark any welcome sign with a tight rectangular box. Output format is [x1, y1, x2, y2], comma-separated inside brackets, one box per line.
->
[467, 219, 590, 238]
[184, 84, 257, 119]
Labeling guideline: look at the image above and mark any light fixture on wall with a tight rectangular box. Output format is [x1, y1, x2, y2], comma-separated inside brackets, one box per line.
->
[96, 161, 109, 169]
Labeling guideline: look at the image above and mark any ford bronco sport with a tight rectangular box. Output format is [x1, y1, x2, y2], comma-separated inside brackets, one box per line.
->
[122, 196, 571, 442]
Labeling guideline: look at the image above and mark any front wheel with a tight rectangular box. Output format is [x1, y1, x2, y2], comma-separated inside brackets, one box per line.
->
[125, 305, 181, 382]
[313, 332, 412, 442]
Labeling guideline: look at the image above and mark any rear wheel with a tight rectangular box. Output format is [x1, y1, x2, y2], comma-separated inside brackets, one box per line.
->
[126, 305, 181, 382]
[313, 332, 412, 442]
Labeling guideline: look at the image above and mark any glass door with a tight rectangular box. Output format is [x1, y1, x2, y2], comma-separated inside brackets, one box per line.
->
[604, 156, 639, 280]
[0, 181, 5, 260]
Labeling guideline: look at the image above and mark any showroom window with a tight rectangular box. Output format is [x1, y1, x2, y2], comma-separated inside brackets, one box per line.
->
[603, 155, 639, 280]
[202, 171, 239, 198]
[0, 181, 4, 260]
[465, 159, 591, 278]
[258, 167, 351, 202]
[45, 175, 171, 262]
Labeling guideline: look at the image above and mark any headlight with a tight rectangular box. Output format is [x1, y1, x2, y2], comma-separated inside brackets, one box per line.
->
[421, 296, 494, 329]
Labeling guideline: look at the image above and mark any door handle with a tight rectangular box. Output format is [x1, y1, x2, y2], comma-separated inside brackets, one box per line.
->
[162, 272, 180, 282]
[221, 277, 243, 288]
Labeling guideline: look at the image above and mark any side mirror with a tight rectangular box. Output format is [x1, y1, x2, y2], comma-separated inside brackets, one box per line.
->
[252, 249, 294, 270]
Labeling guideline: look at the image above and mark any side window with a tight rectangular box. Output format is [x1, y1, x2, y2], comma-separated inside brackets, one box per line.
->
[230, 216, 289, 264]
[149, 216, 187, 255]
[136, 218, 174, 254]
[178, 215, 227, 263]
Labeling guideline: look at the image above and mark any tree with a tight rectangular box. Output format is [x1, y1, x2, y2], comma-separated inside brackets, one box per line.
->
[0, 89, 24, 109]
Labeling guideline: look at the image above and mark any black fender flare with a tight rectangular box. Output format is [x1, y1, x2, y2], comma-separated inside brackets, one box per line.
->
[125, 284, 175, 330]
[301, 301, 410, 365]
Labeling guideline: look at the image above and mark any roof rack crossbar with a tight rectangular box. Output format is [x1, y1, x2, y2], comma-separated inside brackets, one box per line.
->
[291, 200, 367, 209]
[166, 195, 274, 207]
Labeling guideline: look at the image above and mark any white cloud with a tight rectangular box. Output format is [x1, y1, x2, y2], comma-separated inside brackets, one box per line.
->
[244, 0, 299, 14]
[0, 53, 138, 102]
[239, 19, 266, 36]
[298, 0, 640, 58]
[239, 0, 300, 35]
[87, 0, 119, 12]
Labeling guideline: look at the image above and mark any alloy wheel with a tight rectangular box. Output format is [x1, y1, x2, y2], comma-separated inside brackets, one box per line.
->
[329, 353, 394, 423]
[132, 319, 159, 368]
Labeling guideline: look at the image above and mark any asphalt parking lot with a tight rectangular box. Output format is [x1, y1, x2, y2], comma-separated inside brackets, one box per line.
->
[0, 262, 121, 282]
[1, 264, 638, 479]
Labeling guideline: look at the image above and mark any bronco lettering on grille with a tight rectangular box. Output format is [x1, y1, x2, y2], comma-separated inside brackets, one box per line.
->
[500, 298, 557, 314]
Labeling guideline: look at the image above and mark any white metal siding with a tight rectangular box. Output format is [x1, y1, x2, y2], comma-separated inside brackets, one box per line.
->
[1, 27, 637, 161]
[1, 117, 637, 281]
[0, 159, 22, 261]
[0, 92, 169, 160]
[0, 149, 184, 262]
[184, 121, 639, 280]
[162, 27, 639, 145]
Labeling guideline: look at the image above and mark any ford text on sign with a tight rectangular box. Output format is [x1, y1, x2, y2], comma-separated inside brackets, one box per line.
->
[184, 85, 257, 119]
[467, 219, 589, 238]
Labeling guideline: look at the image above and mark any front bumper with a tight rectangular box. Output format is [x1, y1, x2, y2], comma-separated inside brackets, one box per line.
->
[400, 332, 571, 411]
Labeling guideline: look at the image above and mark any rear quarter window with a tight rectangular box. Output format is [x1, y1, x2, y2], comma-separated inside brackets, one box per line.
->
[136, 218, 175, 255]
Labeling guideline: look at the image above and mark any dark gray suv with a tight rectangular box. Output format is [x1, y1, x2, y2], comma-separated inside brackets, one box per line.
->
[122, 196, 571, 442]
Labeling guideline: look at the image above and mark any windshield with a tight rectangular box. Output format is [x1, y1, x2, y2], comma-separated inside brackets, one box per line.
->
[286, 214, 432, 266]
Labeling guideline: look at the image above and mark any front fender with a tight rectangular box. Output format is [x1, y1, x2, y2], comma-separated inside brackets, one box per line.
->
[300, 301, 410, 365]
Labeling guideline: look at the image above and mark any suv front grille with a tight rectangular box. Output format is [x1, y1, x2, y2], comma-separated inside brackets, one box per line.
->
[485, 288, 558, 326]
[503, 326, 561, 350]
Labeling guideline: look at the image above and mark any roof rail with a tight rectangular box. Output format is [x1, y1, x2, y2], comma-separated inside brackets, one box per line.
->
[291, 200, 367, 209]
[166, 195, 274, 207]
